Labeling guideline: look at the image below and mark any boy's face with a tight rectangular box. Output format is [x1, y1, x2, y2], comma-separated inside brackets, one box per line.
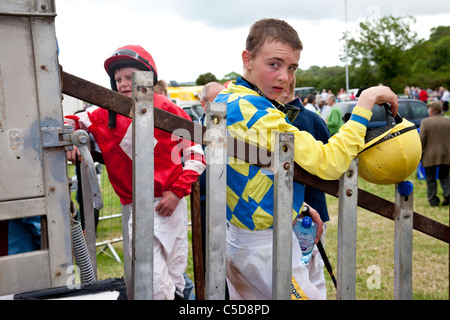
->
[243, 40, 300, 101]
[114, 67, 141, 97]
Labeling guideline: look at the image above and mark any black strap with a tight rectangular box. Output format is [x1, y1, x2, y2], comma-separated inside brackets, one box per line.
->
[241, 77, 299, 121]
[108, 110, 117, 129]
[359, 125, 417, 154]
[241, 77, 282, 107]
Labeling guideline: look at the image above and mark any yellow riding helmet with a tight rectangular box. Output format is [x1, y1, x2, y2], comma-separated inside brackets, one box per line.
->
[357, 115, 422, 185]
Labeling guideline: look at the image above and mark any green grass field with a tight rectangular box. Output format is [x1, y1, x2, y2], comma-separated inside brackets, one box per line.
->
[324, 175, 449, 300]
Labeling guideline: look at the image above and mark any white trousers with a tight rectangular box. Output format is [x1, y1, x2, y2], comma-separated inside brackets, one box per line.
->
[226, 222, 325, 300]
[122, 197, 188, 300]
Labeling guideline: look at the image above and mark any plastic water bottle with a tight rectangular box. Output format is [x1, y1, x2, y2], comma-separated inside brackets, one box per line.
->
[293, 216, 317, 265]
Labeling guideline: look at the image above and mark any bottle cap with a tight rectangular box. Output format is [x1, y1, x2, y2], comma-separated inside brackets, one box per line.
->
[302, 216, 312, 228]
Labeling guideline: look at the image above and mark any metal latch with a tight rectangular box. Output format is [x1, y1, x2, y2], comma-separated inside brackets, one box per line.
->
[41, 126, 103, 209]
[41, 125, 73, 151]
[71, 130, 103, 210]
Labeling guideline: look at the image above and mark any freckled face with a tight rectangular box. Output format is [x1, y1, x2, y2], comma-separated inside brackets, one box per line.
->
[114, 67, 141, 97]
[243, 41, 300, 101]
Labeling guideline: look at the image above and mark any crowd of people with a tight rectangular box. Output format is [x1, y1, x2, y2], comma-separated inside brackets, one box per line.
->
[297, 89, 347, 136]
[404, 85, 450, 111]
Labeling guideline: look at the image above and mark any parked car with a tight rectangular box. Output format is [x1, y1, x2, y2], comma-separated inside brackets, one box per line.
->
[335, 99, 428, 129]
[294, 86, 316, 101]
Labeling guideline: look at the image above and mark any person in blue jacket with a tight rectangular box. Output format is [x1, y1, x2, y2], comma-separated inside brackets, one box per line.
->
[8, 217, 41, 255]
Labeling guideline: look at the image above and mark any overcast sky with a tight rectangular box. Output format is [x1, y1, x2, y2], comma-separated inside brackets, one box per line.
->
[55, 0, 450, 87]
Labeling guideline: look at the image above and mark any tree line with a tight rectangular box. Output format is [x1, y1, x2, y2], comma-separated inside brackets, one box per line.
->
[196, 16, 450, 95]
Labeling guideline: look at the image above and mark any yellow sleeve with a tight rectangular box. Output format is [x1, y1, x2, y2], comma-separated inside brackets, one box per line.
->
[252, 106, 372, 180]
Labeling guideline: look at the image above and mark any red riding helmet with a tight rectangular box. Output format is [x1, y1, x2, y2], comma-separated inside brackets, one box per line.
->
[104, 44, 158, 89]
[103, 45, 158, 128]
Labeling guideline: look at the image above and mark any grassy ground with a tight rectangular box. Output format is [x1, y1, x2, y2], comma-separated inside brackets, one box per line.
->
[82, 134, 449, 300]
[323, 174, 449, 300]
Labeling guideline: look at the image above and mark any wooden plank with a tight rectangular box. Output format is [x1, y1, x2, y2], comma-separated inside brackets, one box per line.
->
[190, 179, 205, 300]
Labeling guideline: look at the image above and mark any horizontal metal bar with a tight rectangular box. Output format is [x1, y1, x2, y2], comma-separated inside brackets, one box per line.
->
[0, 12, 56, 17]
[98, 213, 122, 221]
[0, 250, 51, 296]
[95, 238, 123, 247]
[0, 197, 46, 221]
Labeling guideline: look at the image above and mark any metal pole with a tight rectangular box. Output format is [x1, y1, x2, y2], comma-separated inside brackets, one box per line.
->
[131, 71, 155, 300]
[272, 132, 295, 300]
[345, 0, 349, 92]
[336, 159, 358, 300]
[204, 102, 227, 300]
[394, 184, 413, 300]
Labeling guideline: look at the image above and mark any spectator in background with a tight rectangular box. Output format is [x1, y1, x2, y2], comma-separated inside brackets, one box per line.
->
[320, 89, 328, 101]
[319, 98, 332, 122]
[154, 79, 169, 97]
[419, 87, 428, 102]
[411, 86, 419, 100]
[440, 87, 449, 112]
[199, 82, 225, 113]
[349, 91, 356, 100]
[305, 93, 318, 113]
[420, 100, 450, 206]
[404, 85, 411, 98]
[5, 217, 41, 255]
[326, 94, 343, 136]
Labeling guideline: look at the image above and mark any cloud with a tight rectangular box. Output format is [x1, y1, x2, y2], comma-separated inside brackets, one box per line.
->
[127, 0, 450, 29]
[55, 0, 450, 85]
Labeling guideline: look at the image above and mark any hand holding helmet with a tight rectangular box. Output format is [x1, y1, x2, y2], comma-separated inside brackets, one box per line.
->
[356, 85, 399, 117]
[354, 86, 422, 185]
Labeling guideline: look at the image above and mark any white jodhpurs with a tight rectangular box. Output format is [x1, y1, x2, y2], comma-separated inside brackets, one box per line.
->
[122, 197, 188, 300]
[225, 222, 325, 300]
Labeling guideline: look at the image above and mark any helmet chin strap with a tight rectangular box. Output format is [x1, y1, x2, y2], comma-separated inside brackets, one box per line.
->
[240, 77, 300, 123]
[108, 110, 117, 129]
[108, 77, 118, 128]
[355, 86, 403, 126]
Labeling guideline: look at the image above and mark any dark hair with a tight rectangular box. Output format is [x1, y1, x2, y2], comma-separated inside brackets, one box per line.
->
[246, 18, 303, 57]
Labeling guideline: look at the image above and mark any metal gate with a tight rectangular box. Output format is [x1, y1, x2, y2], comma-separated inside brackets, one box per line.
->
[0, 0, 73, 296]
